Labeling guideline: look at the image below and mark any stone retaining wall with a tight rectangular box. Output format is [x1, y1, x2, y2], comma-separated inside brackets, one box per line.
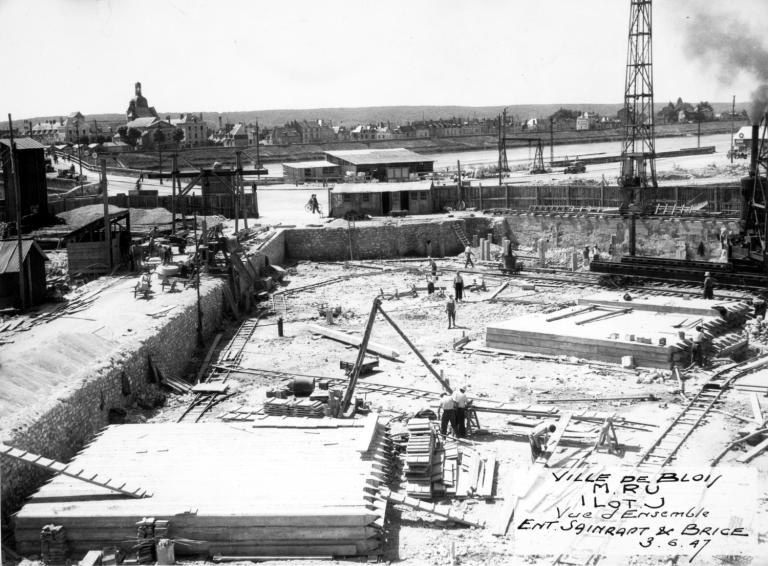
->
[284, 217, 495, 261]
[0, 280, 225, 527]
[497, 213, 739, 260]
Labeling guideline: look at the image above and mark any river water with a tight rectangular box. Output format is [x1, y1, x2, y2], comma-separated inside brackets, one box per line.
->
[419, 133, 736, 171]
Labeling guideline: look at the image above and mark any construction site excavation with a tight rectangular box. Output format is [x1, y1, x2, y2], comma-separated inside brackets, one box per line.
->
[4, 1, 768, 566]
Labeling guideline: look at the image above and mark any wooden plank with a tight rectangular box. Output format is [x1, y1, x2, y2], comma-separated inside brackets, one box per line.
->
[478, 454, 496, 498]
[197, 332, 224, 383]
[356, 413, 380, 453]
[737, 437, 768, 463]
[222, 285, 240, 317]
[488, 281, 510, 302]
[490, 494, 518, 536]
[543, 412, 572, 465]
[307, 324, 400, 359]
[191, 382, 229, 394]
[750, 393, 764, 423]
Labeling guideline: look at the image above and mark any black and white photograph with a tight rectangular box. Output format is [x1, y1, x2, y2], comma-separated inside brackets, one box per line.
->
[0, 1, 767, 564]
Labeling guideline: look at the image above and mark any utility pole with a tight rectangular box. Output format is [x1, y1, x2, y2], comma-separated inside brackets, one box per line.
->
[550, 117, 554, 165]
[75, 116, 84, 192]
[171, 154, 178, 233]
[697, 117, 701, 148]
[101, 159, 112, 271]
[456, 159, 462, 208]
[730, 94, 736, 164]
[234, 151, 241, 233]
[8, 114, 26, 310]
[193, 212, 204, 348]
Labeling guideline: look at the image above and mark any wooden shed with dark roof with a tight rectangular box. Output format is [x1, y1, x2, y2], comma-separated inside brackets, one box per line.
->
[0, 239, 48, 307]
[0, 137, 49, 225]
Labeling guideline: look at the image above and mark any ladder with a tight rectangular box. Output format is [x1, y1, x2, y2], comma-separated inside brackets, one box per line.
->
[379, 487, 484, 527]
[0, 444, 151, 498]
[451, 223, 470, 247]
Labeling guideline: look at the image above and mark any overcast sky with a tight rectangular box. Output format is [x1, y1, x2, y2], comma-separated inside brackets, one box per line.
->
[0, 0, 765, 120]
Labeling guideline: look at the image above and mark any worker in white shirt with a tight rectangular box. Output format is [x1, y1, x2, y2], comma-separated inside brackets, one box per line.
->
[452, 386, 468, 437]
[691, 325, 706, 367]
[439, 392, 457, 436]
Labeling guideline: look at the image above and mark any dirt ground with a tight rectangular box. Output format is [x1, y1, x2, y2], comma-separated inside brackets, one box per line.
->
[144, 255, 768, 566]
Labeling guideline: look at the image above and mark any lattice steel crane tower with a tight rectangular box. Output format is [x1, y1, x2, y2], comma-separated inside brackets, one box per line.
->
[619, 0, 657, 211]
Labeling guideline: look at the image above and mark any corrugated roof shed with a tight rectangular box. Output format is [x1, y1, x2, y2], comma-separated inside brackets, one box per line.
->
[0, 239, 48, 274]
[325, 148, 433, 165]
[0, 138, 46, 150]
[332, 180, 432, 194]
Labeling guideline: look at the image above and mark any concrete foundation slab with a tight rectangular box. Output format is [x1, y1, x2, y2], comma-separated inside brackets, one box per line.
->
[486, 293, 728, 368]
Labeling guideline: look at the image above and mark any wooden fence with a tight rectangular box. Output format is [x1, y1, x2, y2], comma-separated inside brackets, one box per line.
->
[48, 192, 258, 219]
[431, 183, 743, 215]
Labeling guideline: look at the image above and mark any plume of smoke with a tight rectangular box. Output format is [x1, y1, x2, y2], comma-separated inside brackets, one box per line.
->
[683, 12, 768, 123]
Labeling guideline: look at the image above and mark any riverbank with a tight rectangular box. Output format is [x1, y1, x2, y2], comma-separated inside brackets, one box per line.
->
[109, 121, 746, 171]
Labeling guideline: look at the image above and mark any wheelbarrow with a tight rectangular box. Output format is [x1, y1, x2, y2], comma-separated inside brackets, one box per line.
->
[134, 273, 153, 299]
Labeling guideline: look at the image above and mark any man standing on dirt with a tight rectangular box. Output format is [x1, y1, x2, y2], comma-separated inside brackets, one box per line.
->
[446, 295, 456, 328]
[426, 274, 435, 295]
[691, 325, 706, 367]
[428, 256, 437, 277]
[453, 386, 468, 437]
[439, 392, 457, 436]
[703, 271, 715, 300]
[453, 272, 464, 301]
[463, 245, 474, 268]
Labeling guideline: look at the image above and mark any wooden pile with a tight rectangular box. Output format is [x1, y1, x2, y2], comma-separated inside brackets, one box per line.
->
[40, 524, 68, 564]
[404, 419, 436, 498]
[264, 397, 325, 418]
[134, 517, 168, 564]
[15, 422, 389, 558]
[454, 449, 496, 499]
[401, 420, 497, 501]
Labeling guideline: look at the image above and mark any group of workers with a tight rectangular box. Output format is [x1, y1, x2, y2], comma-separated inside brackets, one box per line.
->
[438, 386, 470, 437]
[127, 226, 191, 272]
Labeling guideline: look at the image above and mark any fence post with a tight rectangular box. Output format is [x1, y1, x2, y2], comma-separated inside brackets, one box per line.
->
[505, 184, 510, 209]
[536, 186, 541, 206]
[566, 185, 571, 206]
[478, 184, 483, 210]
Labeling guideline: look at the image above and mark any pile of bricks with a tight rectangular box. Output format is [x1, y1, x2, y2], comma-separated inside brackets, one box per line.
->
[40, 524, 68, 565]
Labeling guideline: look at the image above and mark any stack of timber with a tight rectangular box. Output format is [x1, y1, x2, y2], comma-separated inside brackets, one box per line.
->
[263, 398, 325, 418]
[14, 420, 390, 558]
[40, 524, 69, 564]
[454, 449, 496, 499]
[403, 419, 437, 498]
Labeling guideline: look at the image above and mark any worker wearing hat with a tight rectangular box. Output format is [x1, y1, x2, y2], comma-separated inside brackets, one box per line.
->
[702, 271, 714, 300]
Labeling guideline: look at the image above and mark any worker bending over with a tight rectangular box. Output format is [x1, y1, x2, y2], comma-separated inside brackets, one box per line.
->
[529, 421, 556, 462]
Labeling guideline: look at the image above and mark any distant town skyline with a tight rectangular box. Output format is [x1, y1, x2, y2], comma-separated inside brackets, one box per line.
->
[0, 0, 765, 120]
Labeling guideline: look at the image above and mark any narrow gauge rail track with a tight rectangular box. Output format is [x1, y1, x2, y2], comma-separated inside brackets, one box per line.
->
[378, 258, 755, 303]
[176, 316, 262, 422]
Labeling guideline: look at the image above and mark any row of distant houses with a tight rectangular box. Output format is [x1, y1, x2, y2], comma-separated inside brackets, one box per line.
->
[15, 82, 747, 153]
